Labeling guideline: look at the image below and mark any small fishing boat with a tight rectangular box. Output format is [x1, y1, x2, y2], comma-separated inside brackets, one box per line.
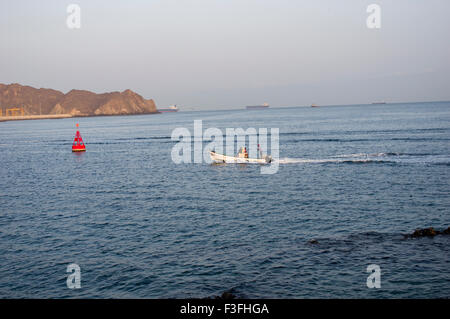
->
[210, 145, 272, 164]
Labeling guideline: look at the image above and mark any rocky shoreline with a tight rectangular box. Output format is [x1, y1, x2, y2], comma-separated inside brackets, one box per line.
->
[0, 114, 73, 122]
[0, 111, 161, 123]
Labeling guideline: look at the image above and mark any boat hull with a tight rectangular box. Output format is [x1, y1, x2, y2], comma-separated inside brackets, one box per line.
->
[246, 105, 269, 110]
[210, 151, 271, 164]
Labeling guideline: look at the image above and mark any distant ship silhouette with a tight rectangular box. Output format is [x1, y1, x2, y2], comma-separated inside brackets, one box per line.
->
[246, 103, 269, 110]
[159, 105, 179, 112]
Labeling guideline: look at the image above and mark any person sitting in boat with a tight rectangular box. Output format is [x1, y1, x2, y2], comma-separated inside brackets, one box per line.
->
[237, 147, 249, 158]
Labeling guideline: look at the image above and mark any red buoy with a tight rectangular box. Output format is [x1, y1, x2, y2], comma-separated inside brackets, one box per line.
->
[72, 123, 86, 152]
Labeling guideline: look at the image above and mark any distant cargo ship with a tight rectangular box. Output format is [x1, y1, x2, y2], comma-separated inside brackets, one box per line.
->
[246, 103, 269, 110]
[311, 103, 319, 107]
[371, 101, 387, 105]
[159, 105, 179, 112]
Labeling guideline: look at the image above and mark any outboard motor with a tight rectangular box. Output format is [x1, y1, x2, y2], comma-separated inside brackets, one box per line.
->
[264, 155, 272, 163]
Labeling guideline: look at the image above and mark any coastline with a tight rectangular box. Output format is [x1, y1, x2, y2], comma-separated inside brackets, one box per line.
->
[0, 112, 161, 123]
[0, 114, 73, 122]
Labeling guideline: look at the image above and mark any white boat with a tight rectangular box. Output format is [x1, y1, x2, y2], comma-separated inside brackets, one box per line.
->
[246, 102, 269, 110]
[210, 146, 272, 164]
[159, 105, 179, 112]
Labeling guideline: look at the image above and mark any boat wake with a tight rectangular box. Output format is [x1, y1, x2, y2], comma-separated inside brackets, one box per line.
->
[276, 152, 450, 165]
[276, 157, 383, 164]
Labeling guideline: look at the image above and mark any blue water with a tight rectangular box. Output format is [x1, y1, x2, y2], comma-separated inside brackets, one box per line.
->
[0, 102, 449, 298]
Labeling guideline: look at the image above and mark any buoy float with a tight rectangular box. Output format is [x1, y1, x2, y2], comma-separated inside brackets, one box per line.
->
[72, 123, 86, 152]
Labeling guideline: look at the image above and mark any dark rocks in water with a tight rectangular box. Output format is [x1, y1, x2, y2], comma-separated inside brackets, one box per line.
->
[405, 227, 450, 238]
[206, 289, 237, 299]
[412, 227, 439, 237]
[308, 239, 319, 244]
[217, 291, 237, 300]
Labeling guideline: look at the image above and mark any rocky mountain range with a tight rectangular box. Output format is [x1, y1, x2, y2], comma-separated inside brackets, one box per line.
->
[0, 83, 158, 116]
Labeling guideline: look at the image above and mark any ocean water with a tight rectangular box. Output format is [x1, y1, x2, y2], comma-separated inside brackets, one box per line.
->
[0, 102, 449, 298]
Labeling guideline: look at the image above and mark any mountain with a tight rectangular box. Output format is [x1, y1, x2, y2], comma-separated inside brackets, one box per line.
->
[0, 83, 157, 116]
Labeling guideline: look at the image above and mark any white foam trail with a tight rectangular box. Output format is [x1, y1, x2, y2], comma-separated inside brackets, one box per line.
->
[331, 153, 369, 158]
[276, 153, 391, 164]
[331, 152, 395, 158]
[216, 153, 450, 165]
[278, 158, 381, 164]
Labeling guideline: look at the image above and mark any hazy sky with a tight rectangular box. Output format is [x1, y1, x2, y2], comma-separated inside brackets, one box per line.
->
[1, 0, 449, 109]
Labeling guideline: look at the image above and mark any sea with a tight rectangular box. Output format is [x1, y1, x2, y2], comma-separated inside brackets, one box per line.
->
[0, 102, 449, 298]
